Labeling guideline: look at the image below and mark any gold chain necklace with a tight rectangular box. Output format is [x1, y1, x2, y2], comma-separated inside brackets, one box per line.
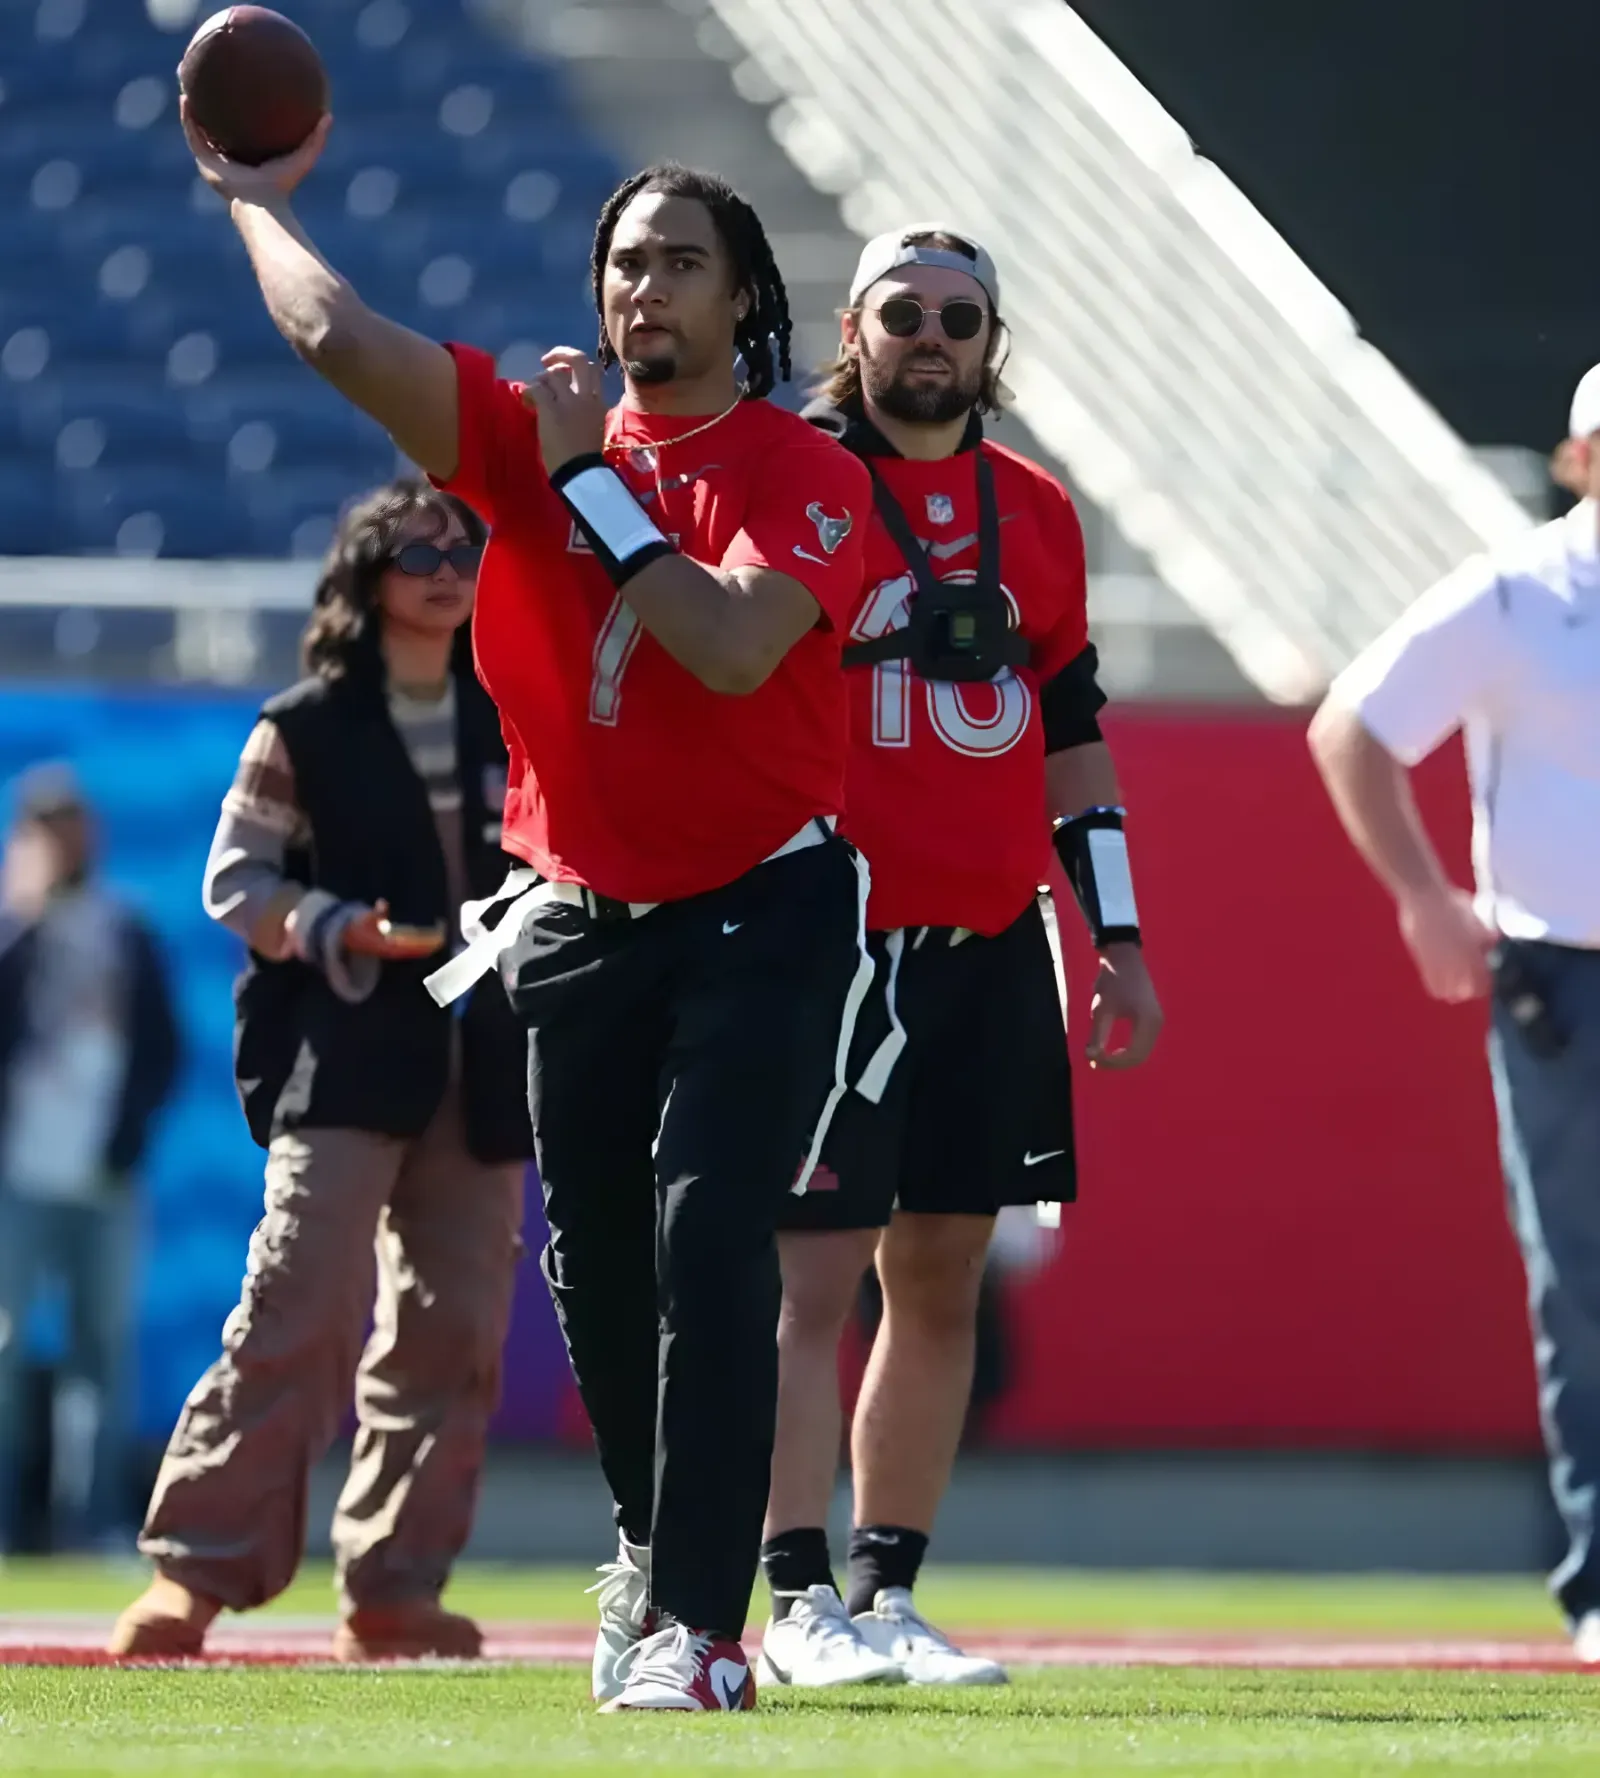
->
[604, 384, 748, 498]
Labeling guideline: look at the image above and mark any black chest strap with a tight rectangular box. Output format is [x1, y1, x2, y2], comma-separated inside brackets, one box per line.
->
[842, 449, 1031, 684]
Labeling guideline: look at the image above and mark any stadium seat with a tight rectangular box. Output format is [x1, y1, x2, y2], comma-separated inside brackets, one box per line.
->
[55, 466, 241, 558]
[1, 302, 130, 367]
[232, 464, 397, 557]
[0, 0, 619, 557]
[182, 377, 396, 469]
[22, 382, 196, 468]
[0, 462, 60, 554]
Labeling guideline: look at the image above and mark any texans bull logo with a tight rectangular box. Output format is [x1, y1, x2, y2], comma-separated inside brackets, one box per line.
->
[806, 502, 853, 556]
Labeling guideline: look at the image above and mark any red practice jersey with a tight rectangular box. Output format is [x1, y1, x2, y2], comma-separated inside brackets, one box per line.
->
[840, 438, 1089, 934]
[438, 346, 871, 904]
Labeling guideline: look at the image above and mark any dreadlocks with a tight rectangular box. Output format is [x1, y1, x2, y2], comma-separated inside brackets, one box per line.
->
[589, 163, 793, 400]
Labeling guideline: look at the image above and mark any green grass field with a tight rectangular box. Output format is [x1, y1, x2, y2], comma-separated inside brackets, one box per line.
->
[4, 1562, 1598, 1776]
[0, 1559, 1571, 1634]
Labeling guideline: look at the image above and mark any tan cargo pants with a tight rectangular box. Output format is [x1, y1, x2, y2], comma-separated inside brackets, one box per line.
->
[137, 1081, 524, 1613]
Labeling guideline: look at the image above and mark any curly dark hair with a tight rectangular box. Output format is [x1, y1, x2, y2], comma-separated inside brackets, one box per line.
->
[299, 478, 475, 680]
[589, 163, 792, 399]
[815, 230, 1013, 417]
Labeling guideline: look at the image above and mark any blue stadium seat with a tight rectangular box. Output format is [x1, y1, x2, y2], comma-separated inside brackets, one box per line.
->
[54, 208, 245, 266]
[0, 462, 59, 554]
[0, 298, 132, 365]
[315, 124, 612, 185]
[233, 465, 394, 557]
[182, 377, 396, 466]
[0, 0, 619, 557]
[12, 60, 171, 111]
[0, 109, 191, 180]
[10, 208, 105, 262]
[121, 289, 289, 362]
[55, 466, 238, 557]
[0, 401, 27, 457]
[12, 381, 195, 467]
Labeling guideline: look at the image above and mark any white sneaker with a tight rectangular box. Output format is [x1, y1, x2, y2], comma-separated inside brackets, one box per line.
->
[758, 1585, 906, 1687]
[852, 1587, 1008, 1685]
[588, 1537, 653, 1702]
[1574, 1612, 1600, 1663]
[600, 1622, 755, 1712]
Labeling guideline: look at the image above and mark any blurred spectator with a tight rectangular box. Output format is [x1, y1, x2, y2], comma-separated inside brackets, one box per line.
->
[0, 764, 181, 1552]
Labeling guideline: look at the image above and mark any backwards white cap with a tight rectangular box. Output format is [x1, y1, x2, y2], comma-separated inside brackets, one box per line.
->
[1570, 364, 1600, 439]
[849, 224, 1001, 312]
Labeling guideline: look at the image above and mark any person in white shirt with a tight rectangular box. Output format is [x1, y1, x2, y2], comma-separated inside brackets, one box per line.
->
[1309, 362, 1600, 1659]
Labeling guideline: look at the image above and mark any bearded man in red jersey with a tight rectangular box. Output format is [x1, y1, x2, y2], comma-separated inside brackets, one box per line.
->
[757, 228, 1165, 1691]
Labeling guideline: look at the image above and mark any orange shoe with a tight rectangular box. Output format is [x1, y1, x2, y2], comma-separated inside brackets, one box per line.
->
[106, 1574, 223, 1657]
[333, 1600, 484, 1662]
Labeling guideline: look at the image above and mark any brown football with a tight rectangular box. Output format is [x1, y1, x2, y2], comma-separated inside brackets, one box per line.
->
[178, 7, 328, 167]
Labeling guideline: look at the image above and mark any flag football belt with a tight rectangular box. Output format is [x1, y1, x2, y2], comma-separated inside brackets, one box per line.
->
[424, 817, 837, 1007]
[853, 921, 975, 1105]
[841, 451, 1031, 685]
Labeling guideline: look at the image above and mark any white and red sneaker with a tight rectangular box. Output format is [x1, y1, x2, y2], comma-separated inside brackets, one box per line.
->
[588, 1538, 655, 1703]
[600, 1622, 755, 1712]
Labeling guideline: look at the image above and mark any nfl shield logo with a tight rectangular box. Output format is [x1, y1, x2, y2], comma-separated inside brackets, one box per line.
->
[925, 494, 955, 526]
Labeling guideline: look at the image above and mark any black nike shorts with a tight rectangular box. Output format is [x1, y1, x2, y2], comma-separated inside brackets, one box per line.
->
[775, 895, 1076, 1231]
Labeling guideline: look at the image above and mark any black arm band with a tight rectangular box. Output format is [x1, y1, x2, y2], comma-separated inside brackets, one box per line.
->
[550, 454, 676, 589]
[1052, 805, 1142, 949]
[1041, 643, 1109, 753]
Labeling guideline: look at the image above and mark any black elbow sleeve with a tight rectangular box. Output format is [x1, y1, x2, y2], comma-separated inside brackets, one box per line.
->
[1041, 643, 1108, 753]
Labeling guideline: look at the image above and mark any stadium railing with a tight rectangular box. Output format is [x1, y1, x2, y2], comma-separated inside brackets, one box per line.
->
[689, 0, 1534, 702]
[0, 556, 1211, 695]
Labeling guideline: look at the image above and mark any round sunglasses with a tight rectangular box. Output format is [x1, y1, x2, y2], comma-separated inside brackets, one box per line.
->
[390, 542, 483, 577]
[870, 296, 987, 341]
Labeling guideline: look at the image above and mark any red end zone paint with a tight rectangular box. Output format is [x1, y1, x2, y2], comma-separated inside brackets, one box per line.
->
[0, 1618, 1583, 1673]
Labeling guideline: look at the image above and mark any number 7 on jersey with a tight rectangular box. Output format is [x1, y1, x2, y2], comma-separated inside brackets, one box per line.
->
[590, 593, 644, 726]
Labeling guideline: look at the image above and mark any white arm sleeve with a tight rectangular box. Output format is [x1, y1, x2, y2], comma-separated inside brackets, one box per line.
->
[1328, 555, 1507, 765]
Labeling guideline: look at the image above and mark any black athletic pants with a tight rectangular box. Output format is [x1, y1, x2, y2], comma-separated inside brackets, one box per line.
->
[503, 836, 867, 1636]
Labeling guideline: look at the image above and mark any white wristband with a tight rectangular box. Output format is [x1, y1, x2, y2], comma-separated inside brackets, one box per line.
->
[558, 464, 668, 564]
[1086, 827, 1139, 930]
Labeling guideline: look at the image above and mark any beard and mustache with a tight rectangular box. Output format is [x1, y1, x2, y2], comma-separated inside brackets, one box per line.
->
[624, 349, 678, 385]
[615, 317, 688, 386]
[859, 335, 985, 424]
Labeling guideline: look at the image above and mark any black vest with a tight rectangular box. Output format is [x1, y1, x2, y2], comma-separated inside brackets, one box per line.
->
[232, 633, 533, 1162]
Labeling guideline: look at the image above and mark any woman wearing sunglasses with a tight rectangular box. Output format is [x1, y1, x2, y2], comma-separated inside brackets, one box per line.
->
[111, 479, 533, 1662]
